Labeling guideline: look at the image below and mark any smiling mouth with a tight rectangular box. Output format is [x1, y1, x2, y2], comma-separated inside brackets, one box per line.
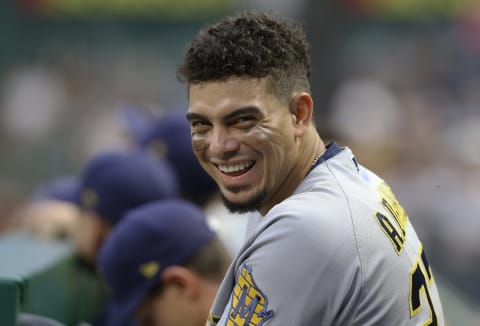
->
[217, 160, 255, 177]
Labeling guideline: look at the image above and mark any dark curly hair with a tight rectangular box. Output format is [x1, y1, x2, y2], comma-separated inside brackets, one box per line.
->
[177, 11, 311, 101]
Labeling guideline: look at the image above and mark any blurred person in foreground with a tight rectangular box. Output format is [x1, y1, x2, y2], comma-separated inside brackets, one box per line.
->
[178, 11, 445, 325]
[98, 199, 231, 326]
[73, 150, 179, 266]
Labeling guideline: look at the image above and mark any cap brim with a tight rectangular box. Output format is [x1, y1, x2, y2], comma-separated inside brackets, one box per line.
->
[105, 293, 144, 326]
[106, 276, 160, 326]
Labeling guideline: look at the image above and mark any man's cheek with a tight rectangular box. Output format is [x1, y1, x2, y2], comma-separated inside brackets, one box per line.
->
[191, 136, 209, 152]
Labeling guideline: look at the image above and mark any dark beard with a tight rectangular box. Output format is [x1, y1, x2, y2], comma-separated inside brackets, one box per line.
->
[221, 190, 266, 214]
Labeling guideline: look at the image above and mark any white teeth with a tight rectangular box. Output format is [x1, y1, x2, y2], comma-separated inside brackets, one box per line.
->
[218, 161, 254, 173]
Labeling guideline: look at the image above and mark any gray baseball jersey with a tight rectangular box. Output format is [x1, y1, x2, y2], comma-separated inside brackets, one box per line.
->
[207, 143, 444, 326]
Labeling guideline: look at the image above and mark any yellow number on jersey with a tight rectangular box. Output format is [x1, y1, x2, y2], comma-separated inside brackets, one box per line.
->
[410, 245, 439, 325]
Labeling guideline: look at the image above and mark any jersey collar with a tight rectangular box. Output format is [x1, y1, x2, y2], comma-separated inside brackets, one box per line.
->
[309, 141, 343, 174]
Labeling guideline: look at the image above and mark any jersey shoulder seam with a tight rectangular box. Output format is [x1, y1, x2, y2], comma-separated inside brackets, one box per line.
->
[324, 160, 365, 310]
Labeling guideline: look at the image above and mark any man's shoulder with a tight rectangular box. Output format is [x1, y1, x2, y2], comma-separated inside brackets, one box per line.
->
[270, 166, 356, 224]
[273, 189, 350, 224]
[253, 191, 358, 254]
[257, 164, 385, 250]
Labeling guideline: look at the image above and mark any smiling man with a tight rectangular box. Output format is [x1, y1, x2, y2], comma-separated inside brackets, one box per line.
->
[178, 11, 444, 326]
[186, 77, 317, 215]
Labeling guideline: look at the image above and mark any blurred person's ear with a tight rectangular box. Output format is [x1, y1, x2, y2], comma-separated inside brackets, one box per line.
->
[161, 265, 202, 299]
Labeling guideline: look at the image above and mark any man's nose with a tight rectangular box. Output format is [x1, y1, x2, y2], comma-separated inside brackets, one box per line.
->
[209, 127, 239, 159]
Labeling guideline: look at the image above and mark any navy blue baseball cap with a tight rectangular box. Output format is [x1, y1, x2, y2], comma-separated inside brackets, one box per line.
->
[98, 199, 216, 324]
[78, 150, 179, 225]
[139, 110, 218, 206]
[119, 104, 156, 144]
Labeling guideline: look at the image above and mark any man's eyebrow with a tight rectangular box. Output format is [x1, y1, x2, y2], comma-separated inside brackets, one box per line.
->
[224, 106, 261, 121]
[186, 106, 261, 123]
[186, 112, 207, 122]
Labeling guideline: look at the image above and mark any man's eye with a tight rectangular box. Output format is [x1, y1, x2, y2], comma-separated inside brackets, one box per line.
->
[191, 120, 208, 127]
[191, 121, 211, 134]
[233, 116, 255, 128]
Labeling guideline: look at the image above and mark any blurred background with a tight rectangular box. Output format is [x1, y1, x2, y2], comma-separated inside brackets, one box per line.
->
[0, 0, 479, 322]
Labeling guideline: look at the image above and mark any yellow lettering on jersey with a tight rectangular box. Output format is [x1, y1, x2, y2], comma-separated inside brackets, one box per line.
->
[375, 181, 409, 254]
[375, 211, 404, 254]
[378, 181, 408, 233]
[228, 264, 273, 326]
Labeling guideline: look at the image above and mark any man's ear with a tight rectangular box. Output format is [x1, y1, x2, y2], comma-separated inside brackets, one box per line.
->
[161, 265, 201, 299]
[289, 92, 313, 137]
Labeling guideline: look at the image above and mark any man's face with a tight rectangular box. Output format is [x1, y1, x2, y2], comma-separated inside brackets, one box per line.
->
[187, 77, 298, 214]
